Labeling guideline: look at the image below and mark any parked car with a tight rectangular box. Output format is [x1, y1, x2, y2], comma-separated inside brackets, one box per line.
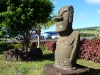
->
[40, 31, 59, 40]
[51, 34, 59, 39]
[40, 33, 51, 39]
[30, 34, 38, 40]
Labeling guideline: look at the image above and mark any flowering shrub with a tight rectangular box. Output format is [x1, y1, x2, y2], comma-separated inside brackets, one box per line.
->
[79, 39, 100, 63]
[44, 41, 56, 52]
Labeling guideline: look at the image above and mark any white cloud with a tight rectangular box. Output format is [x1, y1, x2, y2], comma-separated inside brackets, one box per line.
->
[53, 1, 57, 5]
[97, 10, 100, 14]
[79, 13, 85, 20]
[79, 13, 90, 20]
[86, 0, 100, 4]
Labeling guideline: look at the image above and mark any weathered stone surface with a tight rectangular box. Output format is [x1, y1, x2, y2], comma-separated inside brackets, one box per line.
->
[3, 48, 43, 61]
[55, 6, 74, 32]
[3, 49, 20, 61]
[43, 63, 90, 75]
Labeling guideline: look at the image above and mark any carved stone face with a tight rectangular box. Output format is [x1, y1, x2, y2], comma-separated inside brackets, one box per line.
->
[55, 6, 74, 32]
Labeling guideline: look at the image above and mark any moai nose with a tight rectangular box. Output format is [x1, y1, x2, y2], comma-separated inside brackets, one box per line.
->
[55, 15, 63, 21]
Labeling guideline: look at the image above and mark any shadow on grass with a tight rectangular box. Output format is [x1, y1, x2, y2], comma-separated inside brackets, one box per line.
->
[89, 68, 100, 75]
[42, 53, 54, 61]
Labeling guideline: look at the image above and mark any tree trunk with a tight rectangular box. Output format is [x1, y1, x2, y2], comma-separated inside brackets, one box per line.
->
[36, 23, 41, 48]
[37, 35, 40, 48]
[24, 34, 30, 52]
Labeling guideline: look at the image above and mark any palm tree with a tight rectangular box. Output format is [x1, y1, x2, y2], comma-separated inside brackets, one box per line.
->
[36, 14, 56, 48]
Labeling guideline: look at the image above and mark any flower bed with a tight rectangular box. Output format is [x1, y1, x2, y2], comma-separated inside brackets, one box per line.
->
[79, 39, 100, 63]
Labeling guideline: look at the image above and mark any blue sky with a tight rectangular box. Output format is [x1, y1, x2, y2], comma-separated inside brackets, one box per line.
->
[41, 0, 100, 33]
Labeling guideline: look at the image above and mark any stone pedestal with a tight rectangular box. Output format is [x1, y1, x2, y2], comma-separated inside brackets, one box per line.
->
[43, 63, 90, 75]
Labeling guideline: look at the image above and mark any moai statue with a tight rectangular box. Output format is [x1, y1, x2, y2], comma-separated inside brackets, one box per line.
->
[54, 5, 80, 70]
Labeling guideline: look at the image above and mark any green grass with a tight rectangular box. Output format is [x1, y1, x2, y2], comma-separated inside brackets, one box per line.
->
[80, 30, 99, 36]
[0, 50, 54, 75]
[0, 50, 100, 75]
[77, 59, 100, 75]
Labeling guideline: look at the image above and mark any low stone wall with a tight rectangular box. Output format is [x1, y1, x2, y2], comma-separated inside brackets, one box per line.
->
[3, 48, 43, 61]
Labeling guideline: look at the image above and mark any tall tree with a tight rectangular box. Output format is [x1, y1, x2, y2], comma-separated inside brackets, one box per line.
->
[0, 0, 7, 37]
[0, 0, 54, 51]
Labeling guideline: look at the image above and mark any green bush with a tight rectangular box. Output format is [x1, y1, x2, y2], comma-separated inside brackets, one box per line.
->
[0, 42, 22, 53]
[0, 42, 9, 53]
[10, 43, 23, 49]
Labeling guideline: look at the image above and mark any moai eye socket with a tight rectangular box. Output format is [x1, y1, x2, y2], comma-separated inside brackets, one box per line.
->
[64, 8, 68, 11]
[59, 8, 69, 17]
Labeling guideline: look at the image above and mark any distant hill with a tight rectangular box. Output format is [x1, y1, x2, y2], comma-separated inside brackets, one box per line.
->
[74, 26, 100, 31]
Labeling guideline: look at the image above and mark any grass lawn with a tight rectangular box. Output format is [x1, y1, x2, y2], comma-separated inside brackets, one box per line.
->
[80, 30, 99, 35]
[0, 50, 100, 75]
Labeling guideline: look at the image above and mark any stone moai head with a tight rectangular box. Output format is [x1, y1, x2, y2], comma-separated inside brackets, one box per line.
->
[55, 5, 74, 32]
